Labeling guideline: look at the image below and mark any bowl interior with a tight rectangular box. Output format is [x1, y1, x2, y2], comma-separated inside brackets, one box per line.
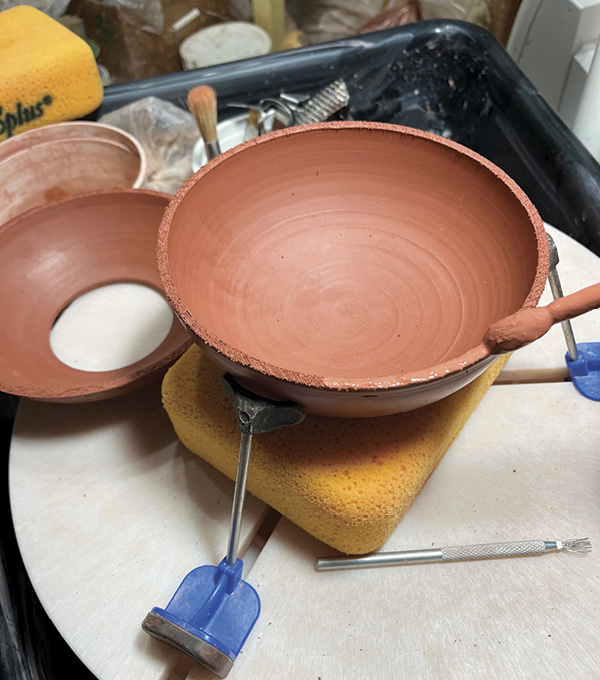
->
[0, 123, 145, 227]
[162, 123, 545, 388]
[0, 190, 189, 401]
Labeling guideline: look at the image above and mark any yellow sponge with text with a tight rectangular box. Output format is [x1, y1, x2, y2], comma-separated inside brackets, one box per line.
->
[0, 5, 103, 141]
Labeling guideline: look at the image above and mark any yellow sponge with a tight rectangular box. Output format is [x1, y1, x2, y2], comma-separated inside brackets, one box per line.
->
[163, 346, 508, 554]
[0, 6, 103, 141]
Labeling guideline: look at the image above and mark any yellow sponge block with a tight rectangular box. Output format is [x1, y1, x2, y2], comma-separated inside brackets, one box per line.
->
[163, 346, 508, 554]
[0, 6, 103, 141]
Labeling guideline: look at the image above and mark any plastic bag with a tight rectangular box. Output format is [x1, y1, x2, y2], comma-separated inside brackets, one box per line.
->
[95, 0, 164, 33]
[359, 1, 420, 34]
[422, 0, 522, 45]
[287, 0, 410, 45]
[99, 96, 199, 194]
[420, 0, 491, 27]
[0, 0, 71, 17]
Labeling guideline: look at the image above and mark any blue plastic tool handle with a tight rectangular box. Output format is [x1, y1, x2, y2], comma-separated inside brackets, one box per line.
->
[566, 342, 600, 401]
[152, 558, 260, 661]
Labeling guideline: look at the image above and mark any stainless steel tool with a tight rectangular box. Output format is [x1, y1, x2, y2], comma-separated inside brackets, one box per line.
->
[547, 232, 579, 361]
[293, 79, 350, 126]
[315, 537, 592, 571]
[227, 78, 350, 137]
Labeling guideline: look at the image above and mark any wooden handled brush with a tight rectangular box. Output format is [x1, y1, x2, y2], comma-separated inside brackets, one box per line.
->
[187, 85, 221, 161]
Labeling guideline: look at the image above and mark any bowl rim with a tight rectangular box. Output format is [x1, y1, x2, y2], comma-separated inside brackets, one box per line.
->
[158, 120, 549, 392]
[0, 121, 148, 189]
[0, 188, 191, 402]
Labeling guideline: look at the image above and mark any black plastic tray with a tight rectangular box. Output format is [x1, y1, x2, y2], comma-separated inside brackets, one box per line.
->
[100, 19, 600, 257]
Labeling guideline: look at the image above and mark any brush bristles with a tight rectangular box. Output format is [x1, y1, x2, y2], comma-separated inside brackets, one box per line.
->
[187, 85, 218, 144]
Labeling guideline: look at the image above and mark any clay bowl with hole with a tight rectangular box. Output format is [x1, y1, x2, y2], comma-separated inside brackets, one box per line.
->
[0, 121, 147, 227]
[158, 121, 552, 418]
[0, 189, 190, 403]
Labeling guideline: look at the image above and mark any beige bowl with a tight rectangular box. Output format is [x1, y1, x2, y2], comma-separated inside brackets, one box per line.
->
[0, 121, 147, 226]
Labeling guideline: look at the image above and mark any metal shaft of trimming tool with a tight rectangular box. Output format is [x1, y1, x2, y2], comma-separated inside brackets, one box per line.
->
[547, 233, 579, 361]
[220, 373, 304, 569]
[225, 430, 253, 568]
[315, 538, 592, 571]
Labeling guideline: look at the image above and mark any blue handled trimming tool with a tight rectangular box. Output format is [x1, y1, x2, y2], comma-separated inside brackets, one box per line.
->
[142, 374, 304, 677]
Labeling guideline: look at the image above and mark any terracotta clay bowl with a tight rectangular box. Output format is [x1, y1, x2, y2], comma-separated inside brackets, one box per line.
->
[0, 189, 190, 403]
[0, 121, 147, 227]
[158, 121, 550, 417]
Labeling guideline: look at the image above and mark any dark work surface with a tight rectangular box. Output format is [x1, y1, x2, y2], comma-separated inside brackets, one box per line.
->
[4, 19, 600, 680]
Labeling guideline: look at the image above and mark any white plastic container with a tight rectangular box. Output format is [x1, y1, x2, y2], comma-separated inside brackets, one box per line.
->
[179, 21, 271, 70]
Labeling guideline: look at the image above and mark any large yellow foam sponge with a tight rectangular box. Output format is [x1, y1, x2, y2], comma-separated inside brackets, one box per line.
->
[0, 6, 103, 142]
[163, 346, 508, 554]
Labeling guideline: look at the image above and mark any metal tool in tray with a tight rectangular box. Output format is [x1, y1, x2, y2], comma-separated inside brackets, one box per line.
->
[229, 78, 350, 135]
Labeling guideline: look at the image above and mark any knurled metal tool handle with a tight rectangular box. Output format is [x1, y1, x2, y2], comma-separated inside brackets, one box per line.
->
[440, 540, 546, 560]
[294, 79, 350, 126]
